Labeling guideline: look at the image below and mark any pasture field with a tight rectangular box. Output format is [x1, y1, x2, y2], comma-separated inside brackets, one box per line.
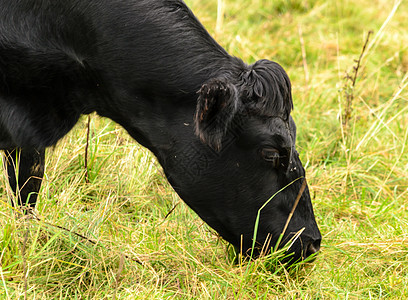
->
[1, 0, 407, 298]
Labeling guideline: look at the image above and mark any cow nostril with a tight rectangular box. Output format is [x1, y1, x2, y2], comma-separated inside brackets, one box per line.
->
[306, 239, 321, 257]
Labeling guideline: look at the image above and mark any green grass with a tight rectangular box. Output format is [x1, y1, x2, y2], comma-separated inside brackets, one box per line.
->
[1, 0, 408, 298]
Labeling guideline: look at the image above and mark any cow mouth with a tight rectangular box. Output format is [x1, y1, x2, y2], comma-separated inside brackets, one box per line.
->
[231, 242, 320, 266]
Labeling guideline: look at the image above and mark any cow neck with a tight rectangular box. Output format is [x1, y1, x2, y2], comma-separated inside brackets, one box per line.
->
[104, 57, 245, 160]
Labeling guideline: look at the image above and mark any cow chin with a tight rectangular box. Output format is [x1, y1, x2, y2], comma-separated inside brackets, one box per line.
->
[167, 173, 322, 266]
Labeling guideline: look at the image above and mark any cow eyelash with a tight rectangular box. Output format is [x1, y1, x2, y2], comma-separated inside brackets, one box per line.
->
[260, 148, 280, 168]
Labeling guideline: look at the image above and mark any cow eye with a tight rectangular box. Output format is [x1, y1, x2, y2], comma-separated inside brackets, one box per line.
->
[261, 148, 280, 167]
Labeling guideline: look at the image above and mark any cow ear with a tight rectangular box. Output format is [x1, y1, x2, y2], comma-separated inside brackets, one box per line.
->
[194, 78, 240, 151]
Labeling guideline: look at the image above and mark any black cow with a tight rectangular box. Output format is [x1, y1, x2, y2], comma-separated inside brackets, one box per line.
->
[0, 0, 321, 263]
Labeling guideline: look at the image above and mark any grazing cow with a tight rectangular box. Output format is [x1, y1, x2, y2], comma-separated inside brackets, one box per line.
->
[0, 0, 321, 263]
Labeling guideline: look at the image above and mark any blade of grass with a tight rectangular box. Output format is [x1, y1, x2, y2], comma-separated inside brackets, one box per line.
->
[247, 176, 304, 272]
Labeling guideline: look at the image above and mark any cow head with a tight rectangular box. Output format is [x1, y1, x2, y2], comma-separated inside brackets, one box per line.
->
[162, 59, 321, 264]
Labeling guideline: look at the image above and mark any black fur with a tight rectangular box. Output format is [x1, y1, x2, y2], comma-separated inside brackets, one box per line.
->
[0, 0, 321, 264]
[239, 59, 293, 119]
[194, 59, 294, 150]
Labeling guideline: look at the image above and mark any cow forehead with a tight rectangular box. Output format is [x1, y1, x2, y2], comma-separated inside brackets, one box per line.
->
[267, 117, 294, 143]
[237, 114, 295, 148]
[247, 113, 294, 135]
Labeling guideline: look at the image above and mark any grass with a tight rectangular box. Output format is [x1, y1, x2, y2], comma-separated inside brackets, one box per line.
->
[1, 0, 408, 298]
